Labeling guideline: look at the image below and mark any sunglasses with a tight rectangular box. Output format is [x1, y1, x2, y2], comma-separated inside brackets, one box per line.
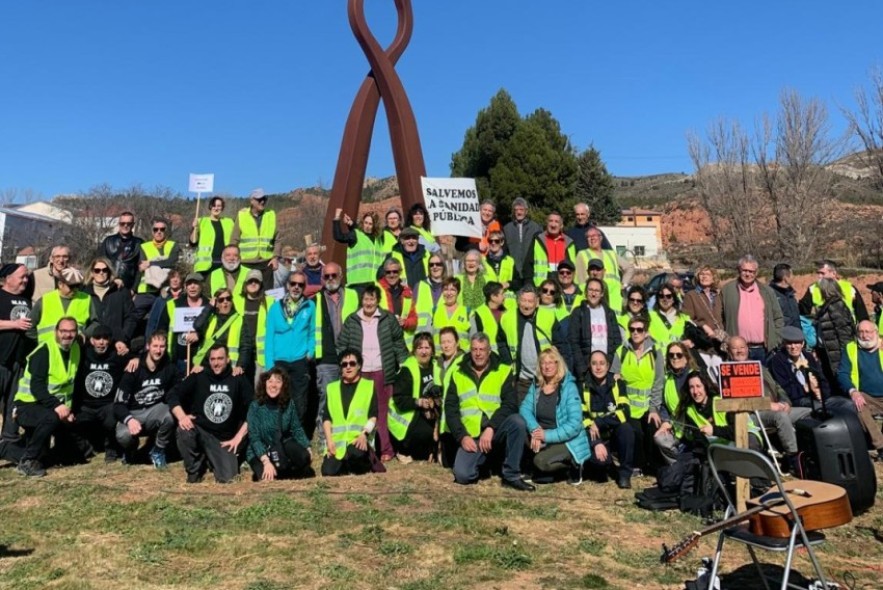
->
[428, 262, 443, 268]
[401, 236, 418, 241]
[628, 297, 644, 303]
[216, 296, 232, 303]
[119, 221, 134, 227]
[253, 197, 268, 203]
[659, 293, 674, 300]
[385, 270, 401, 275]
[246, 279, 261, 285]
[152, 227, 167, 233]
[629, 327, 646, 333]
[558, 269, 572, 275]
[92, 267, 109, 274]
[323, 273, 339, 280]
[288, 281, 305, 288]
[339, 360, 359, 368]
[489, 239, 503, 244]
[668, 352, 685, 360]
[542, 288, 557, 295]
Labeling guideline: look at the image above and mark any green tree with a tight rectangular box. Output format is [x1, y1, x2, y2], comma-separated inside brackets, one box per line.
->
[450, 92, 578, 220]
[574, 146, 619, 223]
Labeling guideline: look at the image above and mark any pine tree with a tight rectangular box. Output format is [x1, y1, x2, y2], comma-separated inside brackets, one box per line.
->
[574, 146, 619, 224]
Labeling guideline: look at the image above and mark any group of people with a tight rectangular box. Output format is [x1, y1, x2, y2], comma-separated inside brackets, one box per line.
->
[2, 194, 882, 495]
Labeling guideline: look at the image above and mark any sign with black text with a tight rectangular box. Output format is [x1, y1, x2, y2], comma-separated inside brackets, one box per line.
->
[173, 307, 205, 333]
[420, 177, 482, 238]
[718, 361, 764, 398]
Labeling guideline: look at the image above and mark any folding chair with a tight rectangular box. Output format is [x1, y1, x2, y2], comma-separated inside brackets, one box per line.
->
[707, 444, 829, 590]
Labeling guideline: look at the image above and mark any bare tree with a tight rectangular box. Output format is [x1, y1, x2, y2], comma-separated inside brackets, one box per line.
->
[843, 67, 883, 189]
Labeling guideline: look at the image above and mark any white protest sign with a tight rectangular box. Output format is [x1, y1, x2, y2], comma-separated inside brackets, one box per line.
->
[173, 306, 205, 333]
[266, 287, 285, 301]
[421, 177, 482, 238]
[189, 173, 214, 193]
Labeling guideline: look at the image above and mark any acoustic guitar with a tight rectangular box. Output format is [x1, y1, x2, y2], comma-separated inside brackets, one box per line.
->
[661, 480, 852, 564]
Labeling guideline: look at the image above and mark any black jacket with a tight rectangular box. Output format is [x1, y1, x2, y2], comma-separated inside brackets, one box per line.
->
[770, 283, 801, 330]
[98, 233, 144, 291]
[443, 353, 517, 442]
[83, 283, 137, 347]
[113, 353, 177, 422]
[568, 302, 622, 380]
[815, 297, 855, 382]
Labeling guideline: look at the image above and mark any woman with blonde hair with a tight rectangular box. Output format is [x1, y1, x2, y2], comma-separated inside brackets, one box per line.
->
[82, 256, 136, 353]
[519, 347, 590, 484]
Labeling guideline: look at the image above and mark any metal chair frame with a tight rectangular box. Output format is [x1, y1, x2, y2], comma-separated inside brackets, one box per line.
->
[707, 444, 829, 590]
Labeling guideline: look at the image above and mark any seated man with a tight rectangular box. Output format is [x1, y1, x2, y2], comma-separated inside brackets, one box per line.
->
[73, 324, 137, 463]
[113, 331, 177, 468]
[322, 348, 378, 477]
[12, 317, 82, 477]
[837, 320, 883, 460]
[444, 332, 533, 491]
[170, 343, 252, 483]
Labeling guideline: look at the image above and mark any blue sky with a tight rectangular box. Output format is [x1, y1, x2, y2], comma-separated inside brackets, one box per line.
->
[1, 1, 881, 200]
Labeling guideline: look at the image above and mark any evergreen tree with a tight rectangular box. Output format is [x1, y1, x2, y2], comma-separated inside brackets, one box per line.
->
[574, 146, 619, 223]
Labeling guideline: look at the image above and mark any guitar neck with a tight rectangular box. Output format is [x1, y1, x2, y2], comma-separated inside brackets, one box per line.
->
[693, 500, 784, 537]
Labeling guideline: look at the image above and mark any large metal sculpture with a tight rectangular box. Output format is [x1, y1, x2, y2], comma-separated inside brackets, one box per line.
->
[323, 0, 426, 267]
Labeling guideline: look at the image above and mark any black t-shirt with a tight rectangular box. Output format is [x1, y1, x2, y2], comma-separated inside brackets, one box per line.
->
[535, 389, 559, 430]
[210, 220, 225, 265]
[169, 368, 253, 440]
[0, 289, 32, 367]
[74, 347, 128, 410]
[418, 366, 434, 396]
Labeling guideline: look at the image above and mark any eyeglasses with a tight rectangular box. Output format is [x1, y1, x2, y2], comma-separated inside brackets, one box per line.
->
[152, 226, 167, 233]
[428, 262, 443, 268]
[253, 197, 267, 204]
[629, 327, 646, 333]
[339, 360, 359, 368]
[119, 221, 134, 227]
[668, 352, 685, 360]
[385, 270, 401, 275]
[288, 281, 305, 288]
[558, 269, 572, 275]
[739, 268, 757, 274]
[489, 239, 503, 244]
[323, 273, 339, 280]
[541, 288, 557, 295]
[586, 288, 602, 294]
[628, 297, 644, 304]
[92, 267, 109, 274]
[659, 293, 674, 300]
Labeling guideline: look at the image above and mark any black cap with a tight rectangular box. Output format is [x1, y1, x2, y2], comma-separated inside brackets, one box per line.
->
[588, 258, 605, 269]
[781, 326, 805, 343]
[0, 263, 22, 278]
[558, 260, 575, 272]
[91, 324, 114, 340]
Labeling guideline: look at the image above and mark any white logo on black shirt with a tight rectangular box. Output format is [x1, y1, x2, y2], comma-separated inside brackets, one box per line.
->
[204, 393, 233, 424]
[85, 371, 113, 398]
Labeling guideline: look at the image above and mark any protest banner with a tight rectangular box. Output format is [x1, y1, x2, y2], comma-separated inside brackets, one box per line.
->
[173, 306, 205, 333]
[420, 177, 482, 238]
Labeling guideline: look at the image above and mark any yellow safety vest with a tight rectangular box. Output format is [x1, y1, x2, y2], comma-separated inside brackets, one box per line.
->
[192, 313, 242, 366]
[209, 267, 247, 298]
[236, 209, 276, 261]
[483, 256, 515, 285]
[450, 361, 511, 438]
[432, 303, 470, 352]
[36, 291, 90, 345]
[137, 240, 176, 294]
[412, 281, 437, 337]
[378, 229, 399, 256]
[389, 250, 429, 287]
[532, 237, 576, 286]
[234, 294, 276, 368]
[500, 307, 557, 362]
[810, 280, 857, 320]
[663, 375, 683, 438]
[687, 399, 761, 443]
[314, 289, 360, 359]
[326, 378, 374, 460]
[470, 304, 502, 354]
[14, 341, 80, 407]
[617, 344, 657, 420]
[388, 356, 441, 441]
[581, 378, 629, 428]
[193, 217, 233, 272]
[648, 310, 690, 345]
[346, 229, 381, 285]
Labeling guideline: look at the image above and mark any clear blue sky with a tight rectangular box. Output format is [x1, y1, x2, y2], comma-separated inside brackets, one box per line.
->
[1, 1, 881, 200]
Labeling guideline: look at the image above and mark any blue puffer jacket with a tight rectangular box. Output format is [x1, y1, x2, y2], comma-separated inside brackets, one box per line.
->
[519, 372, 591, 464]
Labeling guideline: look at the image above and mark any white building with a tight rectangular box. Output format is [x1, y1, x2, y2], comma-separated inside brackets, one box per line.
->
[598, 225, 661, 260]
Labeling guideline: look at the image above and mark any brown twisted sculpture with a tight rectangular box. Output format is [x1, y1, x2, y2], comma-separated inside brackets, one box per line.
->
[323, 0, 427, 269]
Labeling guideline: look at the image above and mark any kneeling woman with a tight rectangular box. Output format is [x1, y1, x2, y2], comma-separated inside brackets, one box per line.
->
[390, 333, 441, 462]
[322, 349, 380, 476]
[246, 368, 313, 481]
[676, 370, 761, 450]
[519, 347, 590, 484]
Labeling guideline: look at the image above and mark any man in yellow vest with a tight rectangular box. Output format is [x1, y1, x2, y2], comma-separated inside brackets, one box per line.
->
[134, 217, 181, 321]
[444, 332, 534, 491]
[313, 263, 360, 446]
[208, 245, 247, 297]
[799, 259, 869, 323]
[575, 227, 634, 287]
[837, 320, 883, 460]
[190, 196, 233, 275]
[13, 317, 81, 477]
[469, 282, 507, 355]
[231, 188, 280, 288]
[526, 212, 576, 287]
[321, 348, 378, 476]
[29, 267, 96, 345]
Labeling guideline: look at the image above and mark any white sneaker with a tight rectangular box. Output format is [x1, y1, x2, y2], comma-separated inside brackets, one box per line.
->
[396, 454, 414, 464]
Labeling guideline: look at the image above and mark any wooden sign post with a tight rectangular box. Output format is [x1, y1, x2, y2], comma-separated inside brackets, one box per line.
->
[717, 361, 771, 512]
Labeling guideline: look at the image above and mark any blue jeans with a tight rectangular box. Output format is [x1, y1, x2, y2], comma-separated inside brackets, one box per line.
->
[452, 414, 527, 484]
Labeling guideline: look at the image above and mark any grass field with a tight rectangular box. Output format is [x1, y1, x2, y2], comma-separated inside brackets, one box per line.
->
[0, 456, 881, 590]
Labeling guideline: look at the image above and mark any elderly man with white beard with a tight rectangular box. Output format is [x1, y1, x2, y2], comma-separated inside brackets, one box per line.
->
[208, 245, 247, 296]
[838, 319, 883, 461]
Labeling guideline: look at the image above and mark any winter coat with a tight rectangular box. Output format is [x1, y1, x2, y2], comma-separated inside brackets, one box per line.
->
[814, 297, 855, 381]
[520, 373, 591, 464]
[336, 309, 408, 384]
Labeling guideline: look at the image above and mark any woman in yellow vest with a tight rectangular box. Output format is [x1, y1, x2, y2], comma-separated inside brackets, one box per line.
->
[390, 333, 442, 463]
[652, 341, 699, 465]
[676, 370, 762, 450]
[433, 278, 470, 351]
[648, 283, 692, 346]
[190, 196, 234, 275]
[538, 279, 567, 322]
[234, 269, 276, 386]
[619, 286, 649, 331]
[332, 208, 382, 293]
[321, 348, 379, 476]
[378, 207, 403, 257]
[405, 203, 440, 254]
[192, 288, 243, 370]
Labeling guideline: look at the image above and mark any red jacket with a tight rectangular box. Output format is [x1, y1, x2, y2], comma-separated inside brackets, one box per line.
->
[377, 278, 417, 331]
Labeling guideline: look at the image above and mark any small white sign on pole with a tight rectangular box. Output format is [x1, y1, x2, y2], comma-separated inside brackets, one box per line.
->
[421, 177, 482, 238]
[189, 173, 215, 193]
[173, 306, 205, 333]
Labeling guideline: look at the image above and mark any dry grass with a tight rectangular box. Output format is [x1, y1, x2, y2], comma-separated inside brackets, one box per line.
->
[0, 457, 881, 589]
